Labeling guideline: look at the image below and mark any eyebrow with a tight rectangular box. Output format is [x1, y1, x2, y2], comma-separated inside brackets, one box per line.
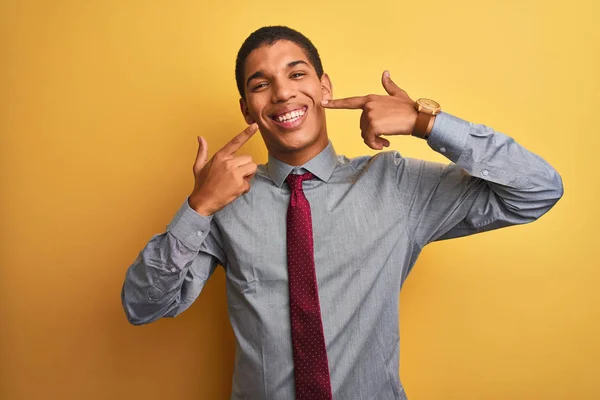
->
[245, 60, 310, 88]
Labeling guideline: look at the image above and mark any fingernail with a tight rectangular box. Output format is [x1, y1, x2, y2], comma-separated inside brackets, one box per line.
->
[384, 70, 390, 78]
[321, 99, 329, 105]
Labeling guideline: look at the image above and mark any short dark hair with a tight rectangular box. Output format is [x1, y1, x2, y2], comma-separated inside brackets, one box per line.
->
[235, 26, 324, 99]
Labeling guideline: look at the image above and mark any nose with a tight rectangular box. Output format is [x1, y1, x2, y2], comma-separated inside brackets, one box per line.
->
[271, 77, 295, 103]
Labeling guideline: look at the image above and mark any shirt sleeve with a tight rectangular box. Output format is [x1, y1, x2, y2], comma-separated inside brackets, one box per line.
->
[121, 199, 227, 325]
[393, 112, 564, 248]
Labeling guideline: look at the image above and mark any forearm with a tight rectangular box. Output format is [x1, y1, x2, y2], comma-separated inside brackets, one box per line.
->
[400, 112, 564, 246]
[428, 112, 564, 220]
[121, 200, 218, 325]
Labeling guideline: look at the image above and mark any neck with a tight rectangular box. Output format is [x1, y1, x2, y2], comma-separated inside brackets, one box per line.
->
[270, 135, 329, 166]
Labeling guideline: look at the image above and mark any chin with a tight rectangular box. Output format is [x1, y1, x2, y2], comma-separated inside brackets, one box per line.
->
[276, 136, 316, 153]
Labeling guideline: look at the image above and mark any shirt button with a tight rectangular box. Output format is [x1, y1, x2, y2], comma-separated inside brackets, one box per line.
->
[196, 231, 203, 237]
[482, 169, 489, 176]
[170, 267, 177, 273]
[440, 147, 446, 153]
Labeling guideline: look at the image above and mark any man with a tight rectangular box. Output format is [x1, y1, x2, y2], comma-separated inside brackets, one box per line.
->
[121, 26, 563, 400]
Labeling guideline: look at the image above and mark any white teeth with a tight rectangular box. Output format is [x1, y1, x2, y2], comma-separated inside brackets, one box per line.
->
[276, 108, 305, 123]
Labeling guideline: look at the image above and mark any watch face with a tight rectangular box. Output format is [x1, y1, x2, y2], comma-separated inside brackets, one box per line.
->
[417, 98, 441, 109]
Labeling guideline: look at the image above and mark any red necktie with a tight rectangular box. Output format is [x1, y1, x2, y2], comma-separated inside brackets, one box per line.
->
[286, 172, 333, 400]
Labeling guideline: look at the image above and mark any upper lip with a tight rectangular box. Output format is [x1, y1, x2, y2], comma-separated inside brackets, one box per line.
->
[269, 105, 307, 119]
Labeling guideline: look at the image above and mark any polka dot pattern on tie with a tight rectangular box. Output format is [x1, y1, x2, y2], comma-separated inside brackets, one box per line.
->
[286, 172, 333, 400]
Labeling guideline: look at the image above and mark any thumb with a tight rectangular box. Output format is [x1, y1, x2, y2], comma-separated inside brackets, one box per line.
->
[381, 70, 403, 97]
[194, 136, 208, 174]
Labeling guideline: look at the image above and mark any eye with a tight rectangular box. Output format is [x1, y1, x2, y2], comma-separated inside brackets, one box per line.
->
[252, 82, 268, 91]
[290, 72, 306, 79]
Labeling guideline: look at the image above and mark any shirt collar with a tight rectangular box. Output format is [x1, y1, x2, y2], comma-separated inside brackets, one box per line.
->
[267, 141, 338, 187]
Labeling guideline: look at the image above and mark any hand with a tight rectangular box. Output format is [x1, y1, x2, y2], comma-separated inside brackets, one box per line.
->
[321, 71, 418, 150]
[188, 124, 259, 216]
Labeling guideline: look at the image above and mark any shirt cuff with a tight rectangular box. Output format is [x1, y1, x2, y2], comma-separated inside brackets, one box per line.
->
[426, 112, 471, 163]
[166, 198, 213, 250]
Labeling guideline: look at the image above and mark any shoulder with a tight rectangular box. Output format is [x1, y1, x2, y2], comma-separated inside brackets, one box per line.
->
[341, 150, 407, 172]
[340, 150, 448, 186]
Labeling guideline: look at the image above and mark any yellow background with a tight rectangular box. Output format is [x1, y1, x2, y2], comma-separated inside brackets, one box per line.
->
[1, 0, 598, 399]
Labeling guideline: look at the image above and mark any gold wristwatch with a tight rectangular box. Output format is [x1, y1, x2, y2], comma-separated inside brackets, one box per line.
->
[412, 98, 441, 140]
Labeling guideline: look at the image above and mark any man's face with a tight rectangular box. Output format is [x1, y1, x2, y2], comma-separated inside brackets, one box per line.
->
[240, 40, 332, 165]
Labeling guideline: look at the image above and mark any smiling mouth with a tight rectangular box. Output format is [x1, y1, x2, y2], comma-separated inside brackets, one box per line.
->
[270, 106, 308, 127]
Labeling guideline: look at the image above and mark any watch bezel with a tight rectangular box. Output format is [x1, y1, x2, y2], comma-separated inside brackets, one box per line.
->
[415, 98, 442, 115]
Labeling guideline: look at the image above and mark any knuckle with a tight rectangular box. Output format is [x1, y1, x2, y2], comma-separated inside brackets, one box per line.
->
[224, 159, 235, 170]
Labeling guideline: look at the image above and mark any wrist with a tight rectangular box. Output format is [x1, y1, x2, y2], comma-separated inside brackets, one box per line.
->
[412, 98, 442, 140]
[188, 194, 216, 217]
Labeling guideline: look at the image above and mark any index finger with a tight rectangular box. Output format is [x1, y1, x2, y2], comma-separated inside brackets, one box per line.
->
[321, 96, 368, 110]
[221, 123, 259, 155]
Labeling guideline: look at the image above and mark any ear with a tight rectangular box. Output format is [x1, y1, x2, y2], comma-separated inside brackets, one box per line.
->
[320, 73, 333, 102]
[239, 98, 256, 125]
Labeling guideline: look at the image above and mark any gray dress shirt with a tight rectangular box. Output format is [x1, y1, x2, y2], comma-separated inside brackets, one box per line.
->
[121, 112, 563, 400]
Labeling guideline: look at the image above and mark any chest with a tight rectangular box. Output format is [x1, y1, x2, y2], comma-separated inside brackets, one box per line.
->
[217, 177, 404, 286]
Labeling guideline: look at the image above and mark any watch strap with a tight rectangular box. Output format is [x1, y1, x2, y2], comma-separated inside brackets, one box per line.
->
[413, 110, 433, 139]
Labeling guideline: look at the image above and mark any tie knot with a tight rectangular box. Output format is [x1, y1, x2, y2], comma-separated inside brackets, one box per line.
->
[286, 171, 315, 191]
